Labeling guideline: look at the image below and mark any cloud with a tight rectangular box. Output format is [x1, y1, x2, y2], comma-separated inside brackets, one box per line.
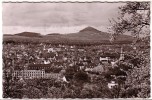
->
[3, 3, 123, 26]
[3, 25, 109, 35]
[2, 3, 124, 34]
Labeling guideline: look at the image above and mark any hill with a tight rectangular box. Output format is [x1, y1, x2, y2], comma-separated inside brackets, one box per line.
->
[15, 32, 42, 38]
[64, 26, 133, 43]
[47, 33, 61, 35]
[79, 26, 101, 33]
[3, 26, 134, 45]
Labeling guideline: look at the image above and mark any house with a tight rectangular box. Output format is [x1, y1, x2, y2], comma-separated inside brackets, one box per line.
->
[70, 46, 74, 48]
[111, 60, 119, 67]
[62, 76, 69, 83]
[100, 57, 109, 61]
[44, 60, 50, 64]
[99, 57, 109, 64]
[108, 81, 118, 89]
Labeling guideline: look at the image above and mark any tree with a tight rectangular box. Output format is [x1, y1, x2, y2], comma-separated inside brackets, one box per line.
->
[121, 57, 150, 98]
[65, 67, 75, 81]
[117, 50, 150, 98]
[24, 86, 43, 98]
[110, 2, 150, 41]
[73, 71, 89, 84]
[47, 86, 63, 98]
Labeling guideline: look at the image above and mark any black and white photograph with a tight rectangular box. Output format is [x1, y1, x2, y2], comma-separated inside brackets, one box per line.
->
[2, 1, 150, 98]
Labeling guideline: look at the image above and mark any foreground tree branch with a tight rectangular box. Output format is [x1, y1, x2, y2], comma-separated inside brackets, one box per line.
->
[110, 2, 150, 41]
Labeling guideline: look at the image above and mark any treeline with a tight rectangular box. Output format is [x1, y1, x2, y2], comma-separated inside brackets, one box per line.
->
[3, 38, 132, 46]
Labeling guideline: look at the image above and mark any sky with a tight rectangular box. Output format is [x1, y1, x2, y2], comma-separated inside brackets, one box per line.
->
[2, 2, 125, 35]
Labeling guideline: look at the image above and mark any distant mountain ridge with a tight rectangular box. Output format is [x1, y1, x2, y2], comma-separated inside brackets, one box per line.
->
[3, 26, 134, 44]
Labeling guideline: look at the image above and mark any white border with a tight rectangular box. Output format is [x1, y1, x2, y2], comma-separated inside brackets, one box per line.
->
[0, 0, 2, 99]
[1, 0, 152, 2]
[1, 0, 151, 99]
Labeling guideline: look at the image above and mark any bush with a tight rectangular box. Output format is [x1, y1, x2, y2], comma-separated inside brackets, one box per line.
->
[65, 67, 76, 81]
[74, 71, 89, 83]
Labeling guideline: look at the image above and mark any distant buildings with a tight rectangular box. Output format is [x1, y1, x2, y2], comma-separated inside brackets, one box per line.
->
[6, 43, 125, 83]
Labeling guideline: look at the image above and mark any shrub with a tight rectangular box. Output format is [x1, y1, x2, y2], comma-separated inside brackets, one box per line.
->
[74, 71, 89, 83]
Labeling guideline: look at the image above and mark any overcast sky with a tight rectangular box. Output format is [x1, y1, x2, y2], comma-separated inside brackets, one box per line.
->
[3, 3, 125, 34]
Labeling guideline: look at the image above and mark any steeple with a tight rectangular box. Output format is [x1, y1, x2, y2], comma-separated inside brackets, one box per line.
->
[119, 47, 124, 61]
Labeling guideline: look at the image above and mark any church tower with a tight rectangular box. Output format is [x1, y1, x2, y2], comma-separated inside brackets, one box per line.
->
[119, 47, 124, 61]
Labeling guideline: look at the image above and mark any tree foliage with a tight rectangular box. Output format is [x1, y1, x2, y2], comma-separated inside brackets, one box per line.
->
[110, 2, 150, 39]
[74, 71, 89, 83]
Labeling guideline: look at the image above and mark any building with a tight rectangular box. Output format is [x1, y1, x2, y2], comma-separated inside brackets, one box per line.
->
[13, 69, 45, 79]
[27, 64, 52, 71]
[108, 81, 118, 89]
[12, 63, 62, 79]
[99, 57, 109, 64]
[13, 69, 62, 79]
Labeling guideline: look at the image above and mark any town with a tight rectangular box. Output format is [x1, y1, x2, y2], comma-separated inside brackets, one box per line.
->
[5, 43, 125, 79]
[3, 39, 149, 98]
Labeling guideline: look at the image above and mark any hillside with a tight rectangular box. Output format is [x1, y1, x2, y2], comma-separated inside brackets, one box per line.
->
[64, 26, 133, 43]
[3, 26, 133, 44]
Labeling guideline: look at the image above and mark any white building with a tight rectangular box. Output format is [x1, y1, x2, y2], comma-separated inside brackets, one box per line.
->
[44, 60, 50, 64]
[13, 69, 62, 79]
[100, 57, 109, 64]
[108, 81, 118, 89]
[13, 69, 45, 79]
